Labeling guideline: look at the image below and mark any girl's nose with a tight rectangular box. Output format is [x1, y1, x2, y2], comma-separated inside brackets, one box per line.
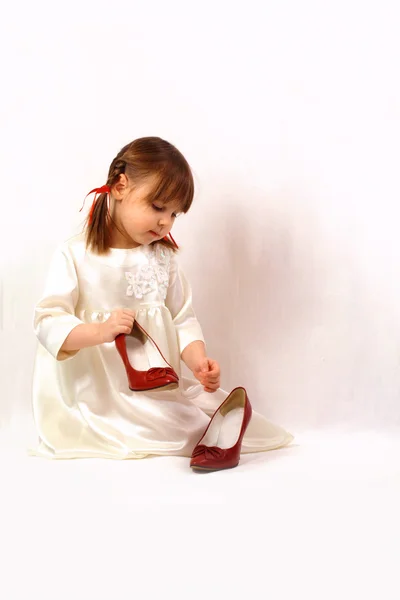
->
[158, 215, 173, 228]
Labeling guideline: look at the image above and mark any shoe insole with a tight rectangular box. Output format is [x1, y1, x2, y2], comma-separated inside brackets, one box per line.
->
[125, 328, 168, 371]
[202, 407, 245, 449]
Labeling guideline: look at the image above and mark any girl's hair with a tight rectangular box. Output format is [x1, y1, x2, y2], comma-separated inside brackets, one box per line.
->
[85, 137, 194, 254]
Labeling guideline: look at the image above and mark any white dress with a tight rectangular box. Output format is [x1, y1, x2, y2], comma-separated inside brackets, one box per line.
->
[31, 234, 293, 459]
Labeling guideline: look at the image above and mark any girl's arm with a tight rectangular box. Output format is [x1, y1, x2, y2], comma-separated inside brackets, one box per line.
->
[165, 253, 221, 392]
[181, 340, 207, 372]
[35, 246, 134, 359]
[60, 309, 135, 353]
[34, 245, 84, 361]
[60, 323, 103, 352]
[181, 339, 221, 392]
[165, 252, 206, 358]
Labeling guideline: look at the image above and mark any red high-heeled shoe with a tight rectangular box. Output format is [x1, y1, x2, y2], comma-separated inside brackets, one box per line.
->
[115, 321, 179, 392]
[190, 387, 252, 472]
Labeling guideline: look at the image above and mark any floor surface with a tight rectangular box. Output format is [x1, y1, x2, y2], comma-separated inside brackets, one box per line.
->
[1, 430, 399, 600]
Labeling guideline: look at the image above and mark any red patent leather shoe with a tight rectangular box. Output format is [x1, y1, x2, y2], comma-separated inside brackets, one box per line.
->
[115, 321, 179, 392]
[190, 387, 252, 472]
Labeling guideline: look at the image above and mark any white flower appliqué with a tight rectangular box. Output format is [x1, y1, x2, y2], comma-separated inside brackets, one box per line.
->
[125, 245, 171, 300]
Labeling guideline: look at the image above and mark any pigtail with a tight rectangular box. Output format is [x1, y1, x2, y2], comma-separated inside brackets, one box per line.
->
[85, 193, 111, 254]
[84, 159, 126, 254]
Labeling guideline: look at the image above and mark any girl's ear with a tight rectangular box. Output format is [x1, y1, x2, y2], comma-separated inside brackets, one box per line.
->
[111, 174, 129, 200]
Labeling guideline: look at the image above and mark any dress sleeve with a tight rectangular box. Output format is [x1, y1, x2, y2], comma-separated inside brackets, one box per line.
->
[165, 252, 205, 355]
[34, 244, 84, 361]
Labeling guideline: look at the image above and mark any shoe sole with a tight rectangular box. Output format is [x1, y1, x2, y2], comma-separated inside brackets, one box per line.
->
[190, 463, 239, 472]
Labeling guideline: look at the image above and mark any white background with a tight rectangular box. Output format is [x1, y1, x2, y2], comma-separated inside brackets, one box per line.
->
[1, 0, 399, 438]
[1, 3, 400, 600]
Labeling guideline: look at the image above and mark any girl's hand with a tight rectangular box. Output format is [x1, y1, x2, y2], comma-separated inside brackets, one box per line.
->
[193, 358, 221, 393]
[100, 309, 136, 343]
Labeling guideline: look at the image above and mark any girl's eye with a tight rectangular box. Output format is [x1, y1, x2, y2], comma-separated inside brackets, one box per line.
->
[152, 204, 179, 218]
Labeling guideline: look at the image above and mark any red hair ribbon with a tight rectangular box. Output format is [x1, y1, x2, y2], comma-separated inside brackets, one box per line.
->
[164, 233, 179, 249]
[79, 185, 111, 224]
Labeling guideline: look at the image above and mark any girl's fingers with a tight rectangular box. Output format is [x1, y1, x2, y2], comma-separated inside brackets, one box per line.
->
[117, 325, 132, 334]
[200, 375, 220, 384]
[210, 368, 221, 377]
[120, 318, 135, 326]
[120, 314, 135, 322]
[206, 371, 220, 379]
[201, 381, 220, 389]
[199, 380, 220, 391]
[199, 367, 219, 377]
[204, 362, 220, 377]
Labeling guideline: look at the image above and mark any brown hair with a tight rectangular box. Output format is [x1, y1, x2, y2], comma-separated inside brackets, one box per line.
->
[85, 137, 194, 254]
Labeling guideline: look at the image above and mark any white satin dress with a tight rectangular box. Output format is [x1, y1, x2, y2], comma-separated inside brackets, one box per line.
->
[31, 234, 293, 459]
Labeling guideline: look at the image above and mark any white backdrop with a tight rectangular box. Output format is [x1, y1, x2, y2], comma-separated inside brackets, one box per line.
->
[1, 0, 399, 444]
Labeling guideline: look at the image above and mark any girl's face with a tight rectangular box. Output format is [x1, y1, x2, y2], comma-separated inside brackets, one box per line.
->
[110, 175, 181, 248]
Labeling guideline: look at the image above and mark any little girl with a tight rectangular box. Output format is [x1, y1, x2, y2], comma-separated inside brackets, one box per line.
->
[31, 137, 293, 460]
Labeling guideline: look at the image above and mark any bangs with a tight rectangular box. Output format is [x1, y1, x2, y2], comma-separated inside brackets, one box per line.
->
[148, 164, 194, 213]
